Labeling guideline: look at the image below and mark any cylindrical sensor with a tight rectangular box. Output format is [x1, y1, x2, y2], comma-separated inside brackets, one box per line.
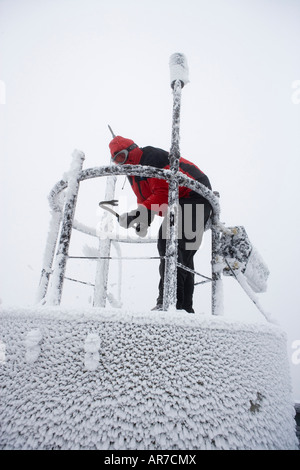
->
[169, 53, 189, 88]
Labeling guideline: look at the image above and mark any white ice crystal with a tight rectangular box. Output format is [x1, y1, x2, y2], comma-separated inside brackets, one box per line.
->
[84, 333, 100, 371]
[24, 328, 42, 364]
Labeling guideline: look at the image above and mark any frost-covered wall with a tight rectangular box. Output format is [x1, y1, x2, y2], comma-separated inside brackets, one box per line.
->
[0, 307, 298, 450]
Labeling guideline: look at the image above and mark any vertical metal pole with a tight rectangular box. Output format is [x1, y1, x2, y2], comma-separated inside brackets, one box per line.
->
[36, 208, 62, 303]
[163, 78, 182, 310]
[93, 174, 117, 307]
[47, 149, 85, 305]
[211, 216, 224, 315]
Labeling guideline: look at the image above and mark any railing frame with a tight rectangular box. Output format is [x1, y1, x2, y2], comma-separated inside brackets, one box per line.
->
[38, 160, 223, 315]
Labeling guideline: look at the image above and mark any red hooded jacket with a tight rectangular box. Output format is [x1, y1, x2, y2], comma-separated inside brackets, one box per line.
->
[109, 136, 211, 215]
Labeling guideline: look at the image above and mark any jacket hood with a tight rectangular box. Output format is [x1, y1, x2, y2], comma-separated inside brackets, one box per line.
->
[109, 136, 142, 165]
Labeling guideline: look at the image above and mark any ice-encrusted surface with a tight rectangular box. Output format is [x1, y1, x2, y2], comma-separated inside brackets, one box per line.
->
[0, 307, 297, 450]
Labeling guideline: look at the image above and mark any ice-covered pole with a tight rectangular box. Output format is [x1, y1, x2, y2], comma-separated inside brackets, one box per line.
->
[163, 53, 189, 310]
[47, 149, 85, 305]
[211, 222, 224, 316]
[93, 173, 117, 307]
[36, 207, 62, 304]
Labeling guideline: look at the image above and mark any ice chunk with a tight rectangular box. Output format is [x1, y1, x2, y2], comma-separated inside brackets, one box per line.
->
[24, 328, 42, 363]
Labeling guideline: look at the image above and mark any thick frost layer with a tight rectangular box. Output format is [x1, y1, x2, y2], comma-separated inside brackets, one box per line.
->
[0, 307, 297, 450]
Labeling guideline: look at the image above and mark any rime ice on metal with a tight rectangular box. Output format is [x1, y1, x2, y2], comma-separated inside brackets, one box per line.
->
[47, 150, 85, 305]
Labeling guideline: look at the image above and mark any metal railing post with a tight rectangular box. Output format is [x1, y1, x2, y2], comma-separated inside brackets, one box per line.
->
[93, 174, 117, 307]
[211, 220, 223, 315]
[47, 149, 85, 305]
[163, 53, 189, 311]
[36, 208, 62, 303]
[163, 78, 182, 310]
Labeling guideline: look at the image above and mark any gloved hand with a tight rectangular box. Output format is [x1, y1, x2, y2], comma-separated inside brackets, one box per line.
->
[118, 211, 139, 229]
[135, 222, 148, 238]
[118, 206, 154, 236]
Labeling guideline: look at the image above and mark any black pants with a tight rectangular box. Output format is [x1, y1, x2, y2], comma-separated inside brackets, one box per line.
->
[156, 197, 211, 313]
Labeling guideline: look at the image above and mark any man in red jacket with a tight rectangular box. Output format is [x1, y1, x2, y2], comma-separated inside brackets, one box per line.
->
[109, 135, 212, 313]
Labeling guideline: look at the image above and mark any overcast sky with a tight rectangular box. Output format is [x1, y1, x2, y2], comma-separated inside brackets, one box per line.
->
[0, 0, 299, 399]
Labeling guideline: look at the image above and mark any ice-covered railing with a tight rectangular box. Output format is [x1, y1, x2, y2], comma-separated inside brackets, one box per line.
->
[37, 153, 223, 315]
[37, 52, 225, 314]
[37, 53, 270, 320]
[48, 165, 220, 217]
